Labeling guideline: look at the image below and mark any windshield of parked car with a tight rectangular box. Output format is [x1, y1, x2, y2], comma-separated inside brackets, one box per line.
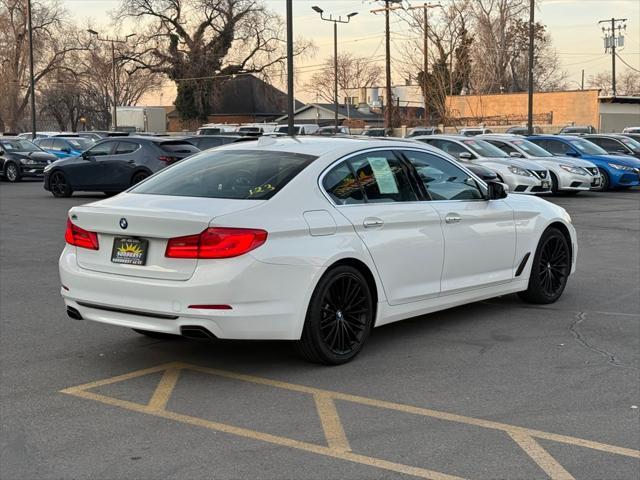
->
[511, 139, 554, 157]
[130, 150, 317, 200]
[462, 139, 509, 158]
[569, 138, 607, 155]
[620, 137, 640, 152]
[0, 139, 42, 152]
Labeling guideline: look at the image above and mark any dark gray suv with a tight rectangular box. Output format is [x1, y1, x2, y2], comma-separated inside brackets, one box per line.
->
[43, 136, 200, 197]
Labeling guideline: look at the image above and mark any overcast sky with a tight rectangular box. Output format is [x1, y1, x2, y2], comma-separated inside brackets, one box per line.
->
[63, 0, 639, 104]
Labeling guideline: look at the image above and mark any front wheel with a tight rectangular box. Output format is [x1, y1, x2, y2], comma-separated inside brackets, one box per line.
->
[297, 266, 374, 365]
[49, 171, 73, 197]
[518, 228, 570, 304]
[595, 168, 610, 192]
[4, 162, 21, 183]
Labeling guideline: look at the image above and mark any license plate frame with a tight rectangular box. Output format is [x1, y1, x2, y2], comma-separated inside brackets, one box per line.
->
[111, 237, 149, 266]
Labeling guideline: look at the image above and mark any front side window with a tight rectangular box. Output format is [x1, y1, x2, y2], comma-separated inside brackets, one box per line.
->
[51, 139, 67, 151]
[131, 150, 316, 200]
[66, 138, 94, 150]
[402, 150, 485, 201]
[38, 139, 53, 150]
[533, 139, 567, 155]
[590, 137, 624, 152]
[347, 151, 419, 203]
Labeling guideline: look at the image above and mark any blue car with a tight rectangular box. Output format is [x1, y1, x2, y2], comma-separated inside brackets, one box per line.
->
[34, 136, 94, 159]
[528, 135, 640, 191]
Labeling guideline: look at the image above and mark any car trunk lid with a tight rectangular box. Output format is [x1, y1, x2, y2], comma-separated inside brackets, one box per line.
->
[70, 193, 264, 280]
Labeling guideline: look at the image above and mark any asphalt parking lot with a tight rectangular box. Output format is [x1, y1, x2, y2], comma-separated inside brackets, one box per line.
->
[1, 180, 639, 480]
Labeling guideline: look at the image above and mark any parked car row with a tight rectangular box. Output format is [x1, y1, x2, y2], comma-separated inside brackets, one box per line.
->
[2, 131, 638, 199]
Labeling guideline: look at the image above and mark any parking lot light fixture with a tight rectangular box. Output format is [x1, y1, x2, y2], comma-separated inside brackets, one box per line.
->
[311, 7, 358, 133]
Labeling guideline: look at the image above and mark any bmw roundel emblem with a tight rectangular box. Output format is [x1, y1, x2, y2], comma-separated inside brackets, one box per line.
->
[119, 218, 128, 230]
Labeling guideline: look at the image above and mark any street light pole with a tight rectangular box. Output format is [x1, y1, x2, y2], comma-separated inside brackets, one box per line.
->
[286, 0, 294, 136]
[87, 30, 136, 131]
[27, 0, 37, 139]
[526, 0, 535, 136]
[311, 6, 358, 134]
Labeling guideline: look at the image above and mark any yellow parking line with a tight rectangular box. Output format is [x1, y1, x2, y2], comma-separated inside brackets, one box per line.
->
[147, 368, 181, 411]
[187, 365, 640, 459]
[509, 432, 576, 480]
[65, 388, 464, 480]
[314, 393, 351, 452]
[61, 363, 640, 480]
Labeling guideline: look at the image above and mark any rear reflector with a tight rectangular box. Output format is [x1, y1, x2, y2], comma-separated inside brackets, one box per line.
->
[165, 227, 267, 259]
[188, 304, 233, 310]
[65, 219, 99, 250]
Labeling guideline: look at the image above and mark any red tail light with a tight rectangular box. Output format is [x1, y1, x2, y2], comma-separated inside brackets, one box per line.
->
[158, 155, 177, 164]
[65, 219, 99, 250]
[165, 228, 267, 259]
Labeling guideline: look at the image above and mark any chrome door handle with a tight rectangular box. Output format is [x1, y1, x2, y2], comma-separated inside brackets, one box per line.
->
[445, 213, 462, 224]
[363, 218, 384, 228]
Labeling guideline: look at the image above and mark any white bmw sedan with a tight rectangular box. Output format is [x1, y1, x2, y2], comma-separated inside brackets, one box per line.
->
[60, 137, 577, 364]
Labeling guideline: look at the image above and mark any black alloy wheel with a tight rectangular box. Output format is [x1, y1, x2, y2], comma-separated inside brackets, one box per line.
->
[50, 171, 72, 197]
[519, 228, 570, 304]
[596, 168, 610, 192]
[298, 266, 374, 365]
[131, 172, 149, 186]
[5, 162, 20, 182]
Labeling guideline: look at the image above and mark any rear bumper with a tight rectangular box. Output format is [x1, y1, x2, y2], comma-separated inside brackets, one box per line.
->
[59, 247, 323, 340]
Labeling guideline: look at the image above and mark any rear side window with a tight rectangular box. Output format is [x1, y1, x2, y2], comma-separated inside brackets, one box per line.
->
[115, 141, 140, 154]
[131, 150, 316, 200]
[160, 142, 200, 154]
[323, 162, 365, 205]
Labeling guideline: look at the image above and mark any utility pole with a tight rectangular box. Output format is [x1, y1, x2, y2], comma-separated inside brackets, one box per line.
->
[311, 6, 358, 133]
[371, 1, 402, 133]
[407, 3, 440, 127]
[598, 17, 627, 97]
[27, 0, 36, 139]
[87, 30, 136, 131]
[526, 0, 535, 136]
[286, 0, 294, 135]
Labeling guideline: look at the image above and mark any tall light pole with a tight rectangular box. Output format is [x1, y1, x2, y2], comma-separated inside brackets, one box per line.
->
[27, 0, 36, 139]
[87, 30, 136, 131]
[311, 6, 357, 133]
[286, 0, 294, 136]
[526, 0, 535, 136]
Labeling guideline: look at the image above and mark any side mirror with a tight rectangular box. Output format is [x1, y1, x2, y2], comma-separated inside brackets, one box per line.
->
[509, 151, 524, 158]
[487, 181, 508, 200]
[82, 152, 95, 161]
[566, 150, 580, 157]
[459, 152, 473, 160]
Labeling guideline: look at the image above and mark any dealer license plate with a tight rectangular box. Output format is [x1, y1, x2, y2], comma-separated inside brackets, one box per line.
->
[111, 237, 148, 266]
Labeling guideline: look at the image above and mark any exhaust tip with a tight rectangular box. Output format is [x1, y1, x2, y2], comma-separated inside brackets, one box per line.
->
[67, 306, 83, 320]
[180, 326, 217, 341]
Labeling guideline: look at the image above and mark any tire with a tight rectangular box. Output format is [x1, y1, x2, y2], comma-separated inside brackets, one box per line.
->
[596, 168, 610, 192]
[297, 265, 374, 365]
[549, 172, 559, 194]
[4, 162, 21, 183]
[518, 228, 571, 304]
[49, 171, 73, 197]
[132, 329, 180, 340]
[131, 171, 149, 186]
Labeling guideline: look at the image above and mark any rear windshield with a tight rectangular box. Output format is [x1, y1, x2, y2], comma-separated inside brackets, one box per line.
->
[277, 126, 300, 134]
[130, 150, 317, 200]
[160, 142, 200, 154]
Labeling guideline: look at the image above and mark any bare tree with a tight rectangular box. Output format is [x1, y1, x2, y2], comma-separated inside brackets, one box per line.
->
[588, 69, 640, 96]
[303, 53, 382, 104]
[0, 0, 85, 132]
[118, 0, 312, 121]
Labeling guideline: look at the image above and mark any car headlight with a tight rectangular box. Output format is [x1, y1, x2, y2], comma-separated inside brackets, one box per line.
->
[559, 164, 587, 175]
[608, 163, 634, 171]
[20, 158, 39, 165]
[507, 166, 532, 177]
